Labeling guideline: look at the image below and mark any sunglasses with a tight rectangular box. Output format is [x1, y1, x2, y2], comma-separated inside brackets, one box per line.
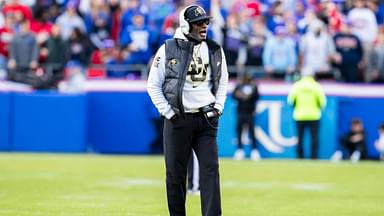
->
[193, 19, 210, 26]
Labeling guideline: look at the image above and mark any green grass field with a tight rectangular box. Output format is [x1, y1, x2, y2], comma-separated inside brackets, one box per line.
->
[0, 154, 383, 216]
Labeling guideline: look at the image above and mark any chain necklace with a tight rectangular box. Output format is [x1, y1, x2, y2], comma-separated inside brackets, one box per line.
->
[191, 43, 203, 88]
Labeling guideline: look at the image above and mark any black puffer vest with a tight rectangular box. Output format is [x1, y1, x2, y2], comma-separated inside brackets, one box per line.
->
[163, 38, 222, 116]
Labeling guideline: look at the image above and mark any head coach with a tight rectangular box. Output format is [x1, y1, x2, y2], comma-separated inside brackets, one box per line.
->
[147, 4, 228, 216]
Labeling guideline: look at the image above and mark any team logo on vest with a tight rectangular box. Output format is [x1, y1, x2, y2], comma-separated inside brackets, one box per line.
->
[187, 56, 208, 82]
[153, 56, 161, 68]
[168, 58, 177, 66]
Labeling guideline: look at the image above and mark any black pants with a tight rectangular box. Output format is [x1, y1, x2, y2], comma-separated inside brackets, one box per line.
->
[163, 113, 221, 216]
[236, 113, 256, 149]
[296, 120, 319, 159]
[340, 136, 366, 159]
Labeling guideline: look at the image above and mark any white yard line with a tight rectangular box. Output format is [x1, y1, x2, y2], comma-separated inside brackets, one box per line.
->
[98, 177, 332, 192]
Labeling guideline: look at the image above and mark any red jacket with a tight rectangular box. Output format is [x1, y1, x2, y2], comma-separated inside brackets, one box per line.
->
[0, 27, 14, 57]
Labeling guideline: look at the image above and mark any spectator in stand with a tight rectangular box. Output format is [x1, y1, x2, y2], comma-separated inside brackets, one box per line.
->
[321, 0, 343, 34]
[89, 39, 115, 78]
[210, 0, 227, 45]
[30, 6, 53, 64]
[288, 67, 327, 159]
[265, 1, 286, 32]
[120, 0, 145, 37]
[7, 19, 40, 85]
[32, 0, 56, 19]
[67, 27, 93, 69]
[55, 0, 86, 40]
[88, 11, 112, 50]
[245, 17, 271, 75]
[107, 0, 125, 41]
[333, 20, 364, 82]
[83, 0, 112, 49]
[30, 6, 53, 35]
[369, 27, 384, 83]
[286, 19, 300, 44]
[293, 0, 307, 26]
[297, 8, 318, 35]
[2, 0, 33, 22]
[161, 2, 183, 39]
[232, 73, 260, 161]
[120, 12, 154, 66]
[222, 13, 245, 74]
[45, 3, 61, 23]
[299, 19, 336, 80]
[42, 24, 68, 84]
[105, 46, 131, 78]
[374, 123, 384, 160]
[0, 13, 15, 79]
[286, 19, 300, 63]
[331, 118, 367, 162]
[263, 26, 297, 80]
[348, 0, 378, 81]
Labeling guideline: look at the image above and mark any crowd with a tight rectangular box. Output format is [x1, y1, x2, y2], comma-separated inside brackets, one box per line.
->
[0, 0, 384, 88]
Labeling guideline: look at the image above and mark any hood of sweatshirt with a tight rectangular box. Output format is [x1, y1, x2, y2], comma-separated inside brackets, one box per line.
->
[174, 27, 187, 40]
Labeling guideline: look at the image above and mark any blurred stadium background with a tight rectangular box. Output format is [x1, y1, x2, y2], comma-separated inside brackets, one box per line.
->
[1, 0, 384, 215]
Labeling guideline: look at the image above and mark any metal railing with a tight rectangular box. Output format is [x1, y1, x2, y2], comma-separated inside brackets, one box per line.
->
[86, 64, 341, 81]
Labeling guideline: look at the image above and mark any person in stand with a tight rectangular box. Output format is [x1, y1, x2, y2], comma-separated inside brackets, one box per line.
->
[7, 19, 40, 86]
[147, 5, 228, 216]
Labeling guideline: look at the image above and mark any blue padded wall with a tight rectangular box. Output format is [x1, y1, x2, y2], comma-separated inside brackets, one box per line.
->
[0, 93, 11, 151]
[12, 92, 87, 152]
[87, 92, 156, 154]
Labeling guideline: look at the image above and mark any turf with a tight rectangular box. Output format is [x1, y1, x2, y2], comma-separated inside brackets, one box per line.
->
[0, 154, 383, 216]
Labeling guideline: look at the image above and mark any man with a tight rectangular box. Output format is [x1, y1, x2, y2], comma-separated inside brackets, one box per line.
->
[348, 0, 378, 81]
[333, 20, 363, 82]
[288, 67, 326, 159]
[55, 0, 86, 40]
[43, 24, 68, 88]
[299, 19, 336, 80]
[232, 73, 260, 160]
[147, 5, 228, 216]
[263, 26, 297, 80]
[7, 19, 40, 86]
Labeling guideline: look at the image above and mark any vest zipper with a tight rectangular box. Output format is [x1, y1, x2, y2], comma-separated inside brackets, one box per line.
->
[178, 42, 194, 117]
